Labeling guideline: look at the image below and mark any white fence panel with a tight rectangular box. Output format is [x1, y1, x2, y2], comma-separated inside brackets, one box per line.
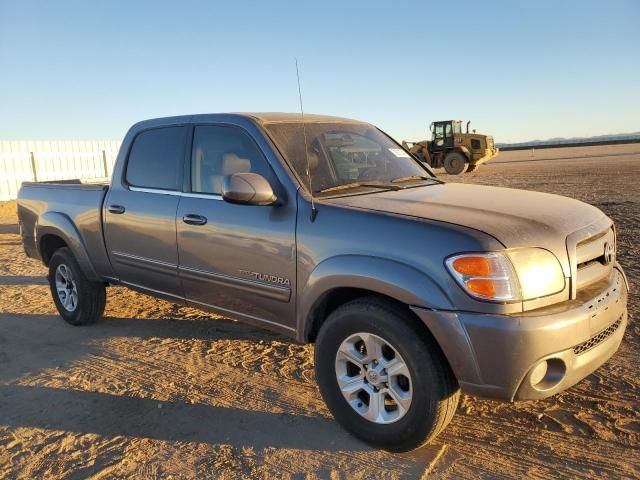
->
[0, 140, 120, 201]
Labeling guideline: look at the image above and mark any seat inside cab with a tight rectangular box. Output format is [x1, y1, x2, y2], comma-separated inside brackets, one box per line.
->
[192, 146, 252, 194]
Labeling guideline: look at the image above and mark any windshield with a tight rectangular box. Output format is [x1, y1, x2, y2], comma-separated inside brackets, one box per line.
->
[264, 122, 434, 196]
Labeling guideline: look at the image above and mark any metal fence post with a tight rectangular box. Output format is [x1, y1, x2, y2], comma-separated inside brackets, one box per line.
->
[29, 152, 38, 182]
[102, 150, 108, 177]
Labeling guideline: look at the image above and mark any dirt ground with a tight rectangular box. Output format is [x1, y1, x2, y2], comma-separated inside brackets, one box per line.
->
[0, 144, 638, 479]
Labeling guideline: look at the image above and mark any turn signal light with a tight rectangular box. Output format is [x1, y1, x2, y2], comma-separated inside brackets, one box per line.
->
[451, 256, 491, 277]
[445, 252, 520, 302]
[466, 278, 497, 297]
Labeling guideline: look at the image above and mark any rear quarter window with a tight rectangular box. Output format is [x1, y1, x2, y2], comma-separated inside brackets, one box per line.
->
[126, 126, 187, 190]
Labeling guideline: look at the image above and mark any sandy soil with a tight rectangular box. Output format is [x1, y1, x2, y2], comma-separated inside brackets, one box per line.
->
[0, 144, 638, 479]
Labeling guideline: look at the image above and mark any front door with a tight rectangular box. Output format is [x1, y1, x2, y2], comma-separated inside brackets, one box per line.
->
[104, 125, 188, 299]
[432, 121, 454, 151]
[176, 124, 297, 333]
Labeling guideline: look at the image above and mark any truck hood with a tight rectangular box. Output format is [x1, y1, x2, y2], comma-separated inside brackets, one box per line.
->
[324, 183, 608, 276]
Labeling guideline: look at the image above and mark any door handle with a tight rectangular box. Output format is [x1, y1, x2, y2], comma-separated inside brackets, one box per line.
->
[108, 204, 126, 214]
[182, 214, 207, 226]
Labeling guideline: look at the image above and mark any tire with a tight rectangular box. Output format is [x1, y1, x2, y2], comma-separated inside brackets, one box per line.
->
[315, 297, 460, 452]
[443, 152, 468, 175]
[48, 247, 106, 326]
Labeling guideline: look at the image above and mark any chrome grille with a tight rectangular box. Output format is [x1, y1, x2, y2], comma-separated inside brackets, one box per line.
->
[575, 227, 615, 291]
[573, 315, 622, 355]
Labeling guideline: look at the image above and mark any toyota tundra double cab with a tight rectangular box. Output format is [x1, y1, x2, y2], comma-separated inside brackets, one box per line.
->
[18, 113, 628, 451]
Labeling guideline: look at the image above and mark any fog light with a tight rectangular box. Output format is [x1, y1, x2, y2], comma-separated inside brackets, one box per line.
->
[530, 361, 548, 386]
[529, 358, 566, 391]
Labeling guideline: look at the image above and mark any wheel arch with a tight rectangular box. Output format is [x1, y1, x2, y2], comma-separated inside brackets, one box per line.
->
[39, 233, 68, 265]
[37, 212, 101, 281]
[298, 255, 453, 343]
[455, 146, 471, 160]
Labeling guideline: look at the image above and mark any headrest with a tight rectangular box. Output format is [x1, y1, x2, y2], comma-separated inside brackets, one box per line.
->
[222, 153, 251, 175]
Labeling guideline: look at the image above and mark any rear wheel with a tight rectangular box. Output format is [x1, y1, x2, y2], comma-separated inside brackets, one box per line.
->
[48, 247, 106, 326]
[443, 152, 468, 175]
[315, 297, 460, 452]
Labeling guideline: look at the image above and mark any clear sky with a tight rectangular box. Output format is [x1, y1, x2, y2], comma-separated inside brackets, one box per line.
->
[1, 0, 638, 143]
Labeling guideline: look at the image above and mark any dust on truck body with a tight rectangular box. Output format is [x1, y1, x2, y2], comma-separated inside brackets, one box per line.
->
[17, 113, 628, 452]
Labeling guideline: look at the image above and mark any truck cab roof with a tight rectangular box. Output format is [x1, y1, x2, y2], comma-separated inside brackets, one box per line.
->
[130, 112, 368, 131]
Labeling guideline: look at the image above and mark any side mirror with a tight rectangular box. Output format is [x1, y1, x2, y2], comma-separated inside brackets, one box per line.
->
[222, 173, 277, 206]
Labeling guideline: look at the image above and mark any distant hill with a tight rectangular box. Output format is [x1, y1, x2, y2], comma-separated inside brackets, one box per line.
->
[497, 132, 640, 150]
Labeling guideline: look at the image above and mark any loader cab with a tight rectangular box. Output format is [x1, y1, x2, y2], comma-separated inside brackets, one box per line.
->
[430, 120, 460, 152]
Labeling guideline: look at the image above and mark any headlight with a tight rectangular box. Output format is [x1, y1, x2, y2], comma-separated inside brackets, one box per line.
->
[445, 249, 565, 302]
[506, 248, 566, 300]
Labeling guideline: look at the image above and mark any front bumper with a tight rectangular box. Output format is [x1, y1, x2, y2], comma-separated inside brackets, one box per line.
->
[412, 265, 628, 401]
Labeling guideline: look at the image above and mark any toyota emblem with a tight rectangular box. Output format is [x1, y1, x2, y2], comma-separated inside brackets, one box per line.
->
[603, 242, 614, 265]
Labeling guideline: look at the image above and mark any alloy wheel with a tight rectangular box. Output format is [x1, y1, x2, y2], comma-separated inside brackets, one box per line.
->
[335, 332, 413, 424]
[54, 264, 78, 312]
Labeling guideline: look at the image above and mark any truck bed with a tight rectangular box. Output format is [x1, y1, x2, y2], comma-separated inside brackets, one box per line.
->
[17, 180, 113, 279]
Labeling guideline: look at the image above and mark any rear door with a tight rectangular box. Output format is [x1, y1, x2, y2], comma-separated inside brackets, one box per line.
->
[104, 125, 188, 299]
[176, 124, 297, 333]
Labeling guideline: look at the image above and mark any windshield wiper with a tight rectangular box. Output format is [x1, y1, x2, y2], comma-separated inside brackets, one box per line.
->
[316, 181, 402, 194]
[316, 182, 363, 194]
[391, 175, 441, 184]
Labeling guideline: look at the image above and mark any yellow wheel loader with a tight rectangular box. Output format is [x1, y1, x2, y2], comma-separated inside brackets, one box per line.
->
[402, 120, 499, 174]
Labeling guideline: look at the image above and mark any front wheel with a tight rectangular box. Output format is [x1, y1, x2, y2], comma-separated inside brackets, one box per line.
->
[315, 297, 460, 451]
[48, 247, 106, 326]
[443, 152, 468, 175]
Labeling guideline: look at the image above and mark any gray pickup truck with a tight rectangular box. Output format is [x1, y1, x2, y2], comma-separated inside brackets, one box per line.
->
[18, 113, 628, 451]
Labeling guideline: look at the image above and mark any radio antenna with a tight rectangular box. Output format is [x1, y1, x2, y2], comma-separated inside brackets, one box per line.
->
[295, 58, 317, 222]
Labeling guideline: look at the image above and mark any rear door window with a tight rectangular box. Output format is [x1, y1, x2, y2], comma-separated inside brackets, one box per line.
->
[126, 126, 187, 190]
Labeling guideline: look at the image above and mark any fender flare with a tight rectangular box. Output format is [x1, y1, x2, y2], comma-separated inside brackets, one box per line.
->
[36, 211, 101, 282]
[298, 255, 453, 340]
[456, 146, 471, 161]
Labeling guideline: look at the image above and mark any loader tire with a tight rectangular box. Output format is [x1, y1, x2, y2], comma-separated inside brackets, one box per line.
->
[443, 152, 468, 175]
